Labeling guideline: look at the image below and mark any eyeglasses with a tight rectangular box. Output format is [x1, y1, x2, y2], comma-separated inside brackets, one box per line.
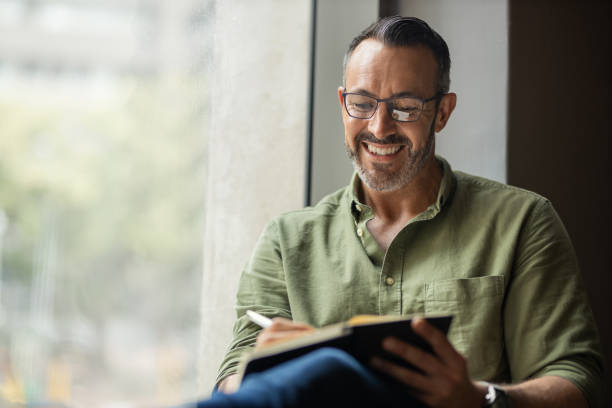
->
[342, 91, 442, 122]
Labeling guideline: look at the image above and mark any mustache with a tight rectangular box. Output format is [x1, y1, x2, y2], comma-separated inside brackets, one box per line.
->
[355, 131, 412, 147]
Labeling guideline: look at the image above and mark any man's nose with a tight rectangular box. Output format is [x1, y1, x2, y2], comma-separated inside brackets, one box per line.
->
[367, 102, 396, 140]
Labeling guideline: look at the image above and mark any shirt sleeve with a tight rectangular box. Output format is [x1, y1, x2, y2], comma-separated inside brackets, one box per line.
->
[215, 218, 292, 386]
[503, 198, 604, 407]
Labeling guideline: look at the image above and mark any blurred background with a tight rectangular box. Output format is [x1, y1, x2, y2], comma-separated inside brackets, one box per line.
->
[0, 0, 211, 406]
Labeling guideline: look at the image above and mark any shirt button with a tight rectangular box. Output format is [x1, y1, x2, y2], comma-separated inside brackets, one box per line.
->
[357, 227, 363, 237]
[355, 204, 362, 212]
[385, 276, 395, 286]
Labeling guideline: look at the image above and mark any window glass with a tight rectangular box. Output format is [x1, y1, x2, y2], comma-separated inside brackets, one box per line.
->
[0, 0, 211, 406]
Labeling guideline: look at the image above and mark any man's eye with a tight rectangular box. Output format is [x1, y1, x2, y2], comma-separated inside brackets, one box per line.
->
[393, 104, 419, 112]
[352, 102, 375, 111]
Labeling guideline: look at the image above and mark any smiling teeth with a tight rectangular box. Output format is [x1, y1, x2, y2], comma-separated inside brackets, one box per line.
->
[366, 144, 401, 155]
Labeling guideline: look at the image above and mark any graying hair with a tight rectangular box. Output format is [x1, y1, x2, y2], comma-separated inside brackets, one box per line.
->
[342, 16, 451, 94]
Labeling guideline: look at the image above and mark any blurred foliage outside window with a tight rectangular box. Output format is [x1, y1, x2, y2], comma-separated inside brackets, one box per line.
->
[0, 0, 211, 406]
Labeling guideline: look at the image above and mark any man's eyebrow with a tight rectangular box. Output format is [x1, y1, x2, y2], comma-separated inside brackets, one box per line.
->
[391, 91, 421, 98]
[346, 88, 421, 99]
[346, 88, 376, 97]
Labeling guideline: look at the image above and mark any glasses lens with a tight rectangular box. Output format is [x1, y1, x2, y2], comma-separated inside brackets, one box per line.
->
[390, 97, 422, 122]
[345, 94, 377, 118]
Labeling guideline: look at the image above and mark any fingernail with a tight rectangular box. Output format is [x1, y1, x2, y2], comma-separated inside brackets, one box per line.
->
[412, 316, 424, 328]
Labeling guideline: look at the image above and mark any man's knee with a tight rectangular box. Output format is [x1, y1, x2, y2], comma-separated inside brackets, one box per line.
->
[300, 347, 362, 373]
[249, 347, 365, 387]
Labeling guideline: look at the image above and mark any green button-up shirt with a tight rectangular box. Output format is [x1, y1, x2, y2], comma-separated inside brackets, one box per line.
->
[216, 157, 603, 406]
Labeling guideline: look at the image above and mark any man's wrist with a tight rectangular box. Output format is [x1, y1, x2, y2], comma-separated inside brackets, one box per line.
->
[473, 381, 490, 407]
[478, 381, 509, 408]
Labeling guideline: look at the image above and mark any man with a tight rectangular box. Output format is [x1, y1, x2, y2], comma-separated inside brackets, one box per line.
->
[214, 16, 603, 407]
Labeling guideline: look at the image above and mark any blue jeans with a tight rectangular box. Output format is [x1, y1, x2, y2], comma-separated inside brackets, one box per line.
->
[188, 348, 424, 408]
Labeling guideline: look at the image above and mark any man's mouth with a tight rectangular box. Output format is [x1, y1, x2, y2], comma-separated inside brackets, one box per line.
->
[364, 142, 403, 156]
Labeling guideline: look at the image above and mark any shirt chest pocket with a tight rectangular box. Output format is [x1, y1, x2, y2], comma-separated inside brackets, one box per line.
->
[424, 275, 506, 380]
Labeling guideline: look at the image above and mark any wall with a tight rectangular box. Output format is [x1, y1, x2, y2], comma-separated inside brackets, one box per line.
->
[507, 1, 612, 404]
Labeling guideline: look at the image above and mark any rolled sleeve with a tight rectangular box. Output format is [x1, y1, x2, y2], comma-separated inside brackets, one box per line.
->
[532, 354, 604, 407]
[215, 218, 292, 386]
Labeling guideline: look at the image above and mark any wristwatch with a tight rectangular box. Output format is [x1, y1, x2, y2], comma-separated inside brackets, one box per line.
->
[482, 382, 509, 407]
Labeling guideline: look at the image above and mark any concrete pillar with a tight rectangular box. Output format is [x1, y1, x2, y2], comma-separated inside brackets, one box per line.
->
[198, 0, 311, 393]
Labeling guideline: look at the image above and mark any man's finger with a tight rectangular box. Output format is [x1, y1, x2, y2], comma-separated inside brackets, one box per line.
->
[370, 356, 432, 395]
[411, 317, 463, 366]
[255, 327, 314, 349]
[382, 337, 442, 375]
[268, 317, 313, 332]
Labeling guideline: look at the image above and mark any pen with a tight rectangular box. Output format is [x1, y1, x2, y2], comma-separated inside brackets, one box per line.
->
[246, 310, 273, 328]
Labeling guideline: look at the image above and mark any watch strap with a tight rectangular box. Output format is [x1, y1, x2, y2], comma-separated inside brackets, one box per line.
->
[481, 381, 509, 408]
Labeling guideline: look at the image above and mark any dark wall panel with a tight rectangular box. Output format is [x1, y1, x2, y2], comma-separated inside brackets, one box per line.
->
[508, 1, 612, 402]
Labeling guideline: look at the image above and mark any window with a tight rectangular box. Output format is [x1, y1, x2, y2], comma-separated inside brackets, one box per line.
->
[0, 0, 212, 405]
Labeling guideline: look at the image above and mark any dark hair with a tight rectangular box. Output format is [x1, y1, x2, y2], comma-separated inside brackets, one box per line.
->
[343, 16, 451, 94]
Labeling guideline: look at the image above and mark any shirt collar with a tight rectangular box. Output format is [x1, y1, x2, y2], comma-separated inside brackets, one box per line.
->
[348, 155, 457, 221]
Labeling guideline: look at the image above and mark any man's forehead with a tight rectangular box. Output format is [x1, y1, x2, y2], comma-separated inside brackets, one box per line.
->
[347, 39, 437, 69]
[344, 39, 438, 95]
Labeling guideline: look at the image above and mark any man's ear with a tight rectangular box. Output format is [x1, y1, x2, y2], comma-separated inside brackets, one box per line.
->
[434, 92, 457, 133]
[338, 86, 345, 107]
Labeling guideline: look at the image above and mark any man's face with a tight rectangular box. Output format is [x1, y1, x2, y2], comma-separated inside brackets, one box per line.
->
[339, 40, 449, 192]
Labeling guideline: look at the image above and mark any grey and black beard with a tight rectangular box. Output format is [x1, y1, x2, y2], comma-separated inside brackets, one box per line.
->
[346, 122, 436, 192]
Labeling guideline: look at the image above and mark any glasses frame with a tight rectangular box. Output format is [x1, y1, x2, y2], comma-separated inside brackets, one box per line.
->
[342, 91, 443, 122]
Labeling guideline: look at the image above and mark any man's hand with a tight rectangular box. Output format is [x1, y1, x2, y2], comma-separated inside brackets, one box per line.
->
[370, 316, 484, 408]
[217, 374, 241, 394]
[218, 318, 313, 394]
[255, 317, 314, 350]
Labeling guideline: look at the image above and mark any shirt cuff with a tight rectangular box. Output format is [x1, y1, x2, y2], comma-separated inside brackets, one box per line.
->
[215, 346, 251, 389]
[531, 354, 604, 408]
